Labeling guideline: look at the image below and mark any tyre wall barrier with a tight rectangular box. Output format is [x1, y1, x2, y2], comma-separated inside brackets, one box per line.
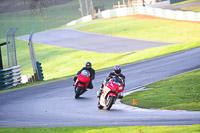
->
[0, 65, 21, 90]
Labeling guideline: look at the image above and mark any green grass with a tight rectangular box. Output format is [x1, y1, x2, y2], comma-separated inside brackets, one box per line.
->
[181, 5, 200, 12]
[0, 14, 200, 92]
[172, 0, 199, 6]
[0, 38, 199, 82]
[75, 16, 200, 42]
[5, 39, 123, 80]
[0, 0, 81, 39]
[175, 0, 200, 12]
[121, 69, 200, 111]
[0, 38, 199, 92]
[167, 0, 200, 12]
[74, 14, 200, 111]
[0, 125, 200, 133]
[0, 0, 118, 39]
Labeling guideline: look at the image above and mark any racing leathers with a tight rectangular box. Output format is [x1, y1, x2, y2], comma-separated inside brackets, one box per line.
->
[99, 72, 125, 98]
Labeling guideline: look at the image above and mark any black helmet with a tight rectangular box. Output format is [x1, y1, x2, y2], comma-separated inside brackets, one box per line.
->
[114, 65, 121, 75]
[86, 62, 91, 68]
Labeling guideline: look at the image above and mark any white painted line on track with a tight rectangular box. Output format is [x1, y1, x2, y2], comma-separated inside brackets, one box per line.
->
[114, 68, 200, 112]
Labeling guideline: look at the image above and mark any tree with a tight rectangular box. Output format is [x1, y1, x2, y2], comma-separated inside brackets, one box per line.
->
[29, 0, 56, 10]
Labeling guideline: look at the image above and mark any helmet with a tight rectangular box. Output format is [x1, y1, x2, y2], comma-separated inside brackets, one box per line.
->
[114, 65, 121, 75]
[86, 62, 91, 68]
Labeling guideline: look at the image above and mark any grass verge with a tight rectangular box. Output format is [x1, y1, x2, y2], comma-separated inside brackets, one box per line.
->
[1, 39, 200, 79]
[1, 39, 199, 92]
[162, 0, 200, 12]
[75, 15, 200, 42]
[121, 69, 200, 111]
[181, 5, 200, 12]
[0, 14, 200, 92]
[0, 125, 200, 133]
[172, 0, 199, 6]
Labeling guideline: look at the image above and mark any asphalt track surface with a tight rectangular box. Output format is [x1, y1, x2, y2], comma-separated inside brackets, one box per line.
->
[0, 47, 200, 127]
[16, 29, 174, 53]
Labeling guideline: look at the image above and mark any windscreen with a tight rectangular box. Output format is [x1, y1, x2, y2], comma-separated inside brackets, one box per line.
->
[81, 70, 90, 77]
[112, 76, 122, 86]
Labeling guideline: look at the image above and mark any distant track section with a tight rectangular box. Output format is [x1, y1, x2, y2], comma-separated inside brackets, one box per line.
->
[17, 29, 173, 53]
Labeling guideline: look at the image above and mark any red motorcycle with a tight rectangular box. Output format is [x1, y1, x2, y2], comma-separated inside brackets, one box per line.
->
[74, 70, 90, 99]
[97, 76, 124, 110]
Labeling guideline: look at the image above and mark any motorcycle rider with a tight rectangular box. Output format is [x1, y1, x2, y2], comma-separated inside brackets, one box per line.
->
[74, 62, 95, 89]
[98, 65, 125, 98]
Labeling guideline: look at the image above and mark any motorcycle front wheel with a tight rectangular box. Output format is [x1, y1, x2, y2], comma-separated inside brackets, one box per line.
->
[105, 96, 115, 110]
[97, 98, 104, 109]
[75, 86, 82, 99]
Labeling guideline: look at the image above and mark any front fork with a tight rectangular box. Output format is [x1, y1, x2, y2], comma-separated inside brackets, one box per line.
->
[97, 84, 104, 98]
[97, 91, 101, 98]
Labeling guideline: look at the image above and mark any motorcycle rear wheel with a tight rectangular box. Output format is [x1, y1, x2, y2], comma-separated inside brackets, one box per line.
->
[105, 96, 115, 110]
[75, 86, 82, 99]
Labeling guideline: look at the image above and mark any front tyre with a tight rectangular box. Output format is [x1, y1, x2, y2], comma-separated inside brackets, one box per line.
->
[105, 96, 115, 110]
[97, 98, 103, 109]
[75, 86, 82, 99]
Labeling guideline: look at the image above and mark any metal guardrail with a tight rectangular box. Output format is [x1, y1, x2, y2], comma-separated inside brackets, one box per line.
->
[0, 65, 21, 90]
[27, 30, 44, 82]
[6, 28, 18, 68]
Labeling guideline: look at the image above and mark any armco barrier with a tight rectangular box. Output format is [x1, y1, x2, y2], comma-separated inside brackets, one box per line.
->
[0, 65, 21, 90]
[66, 15, 92, 26]
[66, 6, 200, 26]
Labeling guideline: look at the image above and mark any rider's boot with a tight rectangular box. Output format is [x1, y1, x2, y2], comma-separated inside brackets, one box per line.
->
[118, 92, 124, 99]
[97, 84, 104, 98]
[73, 76, 77, 86]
